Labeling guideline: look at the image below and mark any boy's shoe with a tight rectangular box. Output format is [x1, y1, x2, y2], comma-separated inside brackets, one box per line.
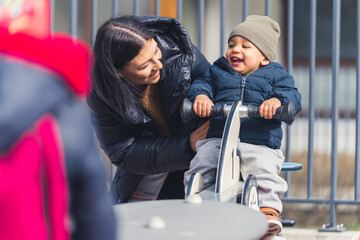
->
[260, 207, 283, 237]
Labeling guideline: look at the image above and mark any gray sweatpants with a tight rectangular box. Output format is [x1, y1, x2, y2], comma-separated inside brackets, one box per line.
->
[184, 138, 287, 213]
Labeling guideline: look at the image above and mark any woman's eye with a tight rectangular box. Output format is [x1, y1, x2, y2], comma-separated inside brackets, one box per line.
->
[140, 63, 149, 70]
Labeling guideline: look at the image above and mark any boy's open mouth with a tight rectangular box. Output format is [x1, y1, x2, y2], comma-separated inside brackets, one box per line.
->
[231, 57, 243, 65]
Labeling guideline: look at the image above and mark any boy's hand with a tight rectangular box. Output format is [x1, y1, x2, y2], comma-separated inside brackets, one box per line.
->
[259, 98, 281, 119]
[193, 94, 214, 118]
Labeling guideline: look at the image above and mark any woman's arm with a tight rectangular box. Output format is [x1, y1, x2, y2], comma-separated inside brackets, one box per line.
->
[114, 133, 194, 175]
[88, 92, 195, 175]
[93, 118, 194, 175]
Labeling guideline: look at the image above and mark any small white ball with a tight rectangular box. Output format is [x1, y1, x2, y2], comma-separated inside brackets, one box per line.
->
[146, 216, 166, 229]
[185, 194, 203, 204]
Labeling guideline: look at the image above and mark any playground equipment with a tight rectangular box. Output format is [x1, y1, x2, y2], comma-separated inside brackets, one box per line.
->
[181, 99, 302, 221]
[114, 99, 301, 240]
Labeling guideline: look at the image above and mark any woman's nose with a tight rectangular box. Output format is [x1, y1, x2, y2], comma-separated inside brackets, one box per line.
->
[154, 58, 163, 69]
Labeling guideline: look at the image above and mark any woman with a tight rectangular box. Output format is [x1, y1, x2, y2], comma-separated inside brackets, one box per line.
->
[87, 15, 210, 203]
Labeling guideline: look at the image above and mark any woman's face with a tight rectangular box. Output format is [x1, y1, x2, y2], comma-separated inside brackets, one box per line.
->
[119, 38, 163, 86]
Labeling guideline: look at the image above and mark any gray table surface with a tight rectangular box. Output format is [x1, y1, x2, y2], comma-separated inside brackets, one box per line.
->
[114, 199, 267, 240]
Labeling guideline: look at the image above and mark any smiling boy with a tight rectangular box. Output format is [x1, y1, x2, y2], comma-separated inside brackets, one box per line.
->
[184, 15, 302, 238]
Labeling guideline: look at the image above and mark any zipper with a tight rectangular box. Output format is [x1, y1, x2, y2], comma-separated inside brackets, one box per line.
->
[240, 75, 246, 103]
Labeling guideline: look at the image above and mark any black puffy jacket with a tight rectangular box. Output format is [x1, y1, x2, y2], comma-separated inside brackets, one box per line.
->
[87, 16, 209, 203]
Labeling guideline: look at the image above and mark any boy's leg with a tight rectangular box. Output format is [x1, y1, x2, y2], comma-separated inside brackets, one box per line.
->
[184, 138, 221, 194]
[237, 142, 287, 236]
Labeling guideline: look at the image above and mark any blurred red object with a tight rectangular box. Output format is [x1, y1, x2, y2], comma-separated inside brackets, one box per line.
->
[0, 0, 50, 38]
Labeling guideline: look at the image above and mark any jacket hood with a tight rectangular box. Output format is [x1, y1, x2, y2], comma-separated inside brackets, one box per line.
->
[137, 16, 193, 54]
[138, 16, 194, 93]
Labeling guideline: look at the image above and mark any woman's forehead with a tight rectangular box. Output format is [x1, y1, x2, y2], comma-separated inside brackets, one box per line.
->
[129, 39, 157, 66]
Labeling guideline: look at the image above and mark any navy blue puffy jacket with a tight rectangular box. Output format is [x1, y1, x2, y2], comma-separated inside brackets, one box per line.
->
[187, 56, 302, 149]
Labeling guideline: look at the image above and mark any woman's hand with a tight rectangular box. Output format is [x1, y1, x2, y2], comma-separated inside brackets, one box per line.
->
[259, 98, 281, 119]
[193, 94, 214, 118]
[190, 120, 210, 152]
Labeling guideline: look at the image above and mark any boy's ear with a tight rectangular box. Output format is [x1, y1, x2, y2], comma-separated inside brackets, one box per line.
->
[260, 58, 270, 66]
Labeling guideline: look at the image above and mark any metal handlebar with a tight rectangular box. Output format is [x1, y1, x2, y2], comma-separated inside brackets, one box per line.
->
[180, 98, 296, 125]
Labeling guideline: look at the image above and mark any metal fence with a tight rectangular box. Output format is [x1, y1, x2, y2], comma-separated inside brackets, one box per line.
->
[50, 0, 360, 231]
[281, 0, 360, 232]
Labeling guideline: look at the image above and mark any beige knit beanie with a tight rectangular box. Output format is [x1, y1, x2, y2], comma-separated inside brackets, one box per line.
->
[228, 15, 280, 62]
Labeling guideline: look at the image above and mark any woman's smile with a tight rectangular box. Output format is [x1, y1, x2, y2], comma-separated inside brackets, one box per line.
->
[149, 69, 160, 79]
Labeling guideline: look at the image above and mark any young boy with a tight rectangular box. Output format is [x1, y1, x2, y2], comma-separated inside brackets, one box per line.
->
[184, 15, 302, 237]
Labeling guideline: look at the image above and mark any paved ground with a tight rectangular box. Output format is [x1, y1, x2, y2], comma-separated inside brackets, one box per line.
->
[281, 228, 360, 240]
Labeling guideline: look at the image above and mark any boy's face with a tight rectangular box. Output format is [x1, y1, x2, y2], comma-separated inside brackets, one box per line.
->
[226, 36, 269, 76]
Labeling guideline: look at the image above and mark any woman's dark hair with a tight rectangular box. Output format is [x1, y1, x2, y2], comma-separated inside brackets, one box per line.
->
[92, 16, 154, 123]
